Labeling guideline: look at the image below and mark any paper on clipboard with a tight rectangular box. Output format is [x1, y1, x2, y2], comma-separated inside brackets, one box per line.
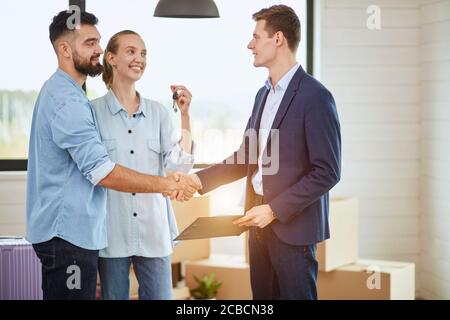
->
[174, 215, 249, 241]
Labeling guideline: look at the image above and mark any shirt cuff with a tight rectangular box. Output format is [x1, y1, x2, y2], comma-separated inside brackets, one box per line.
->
[167, 141, 195, 165]
[178, 140, 195, 163]
[87, 160, 116, 185]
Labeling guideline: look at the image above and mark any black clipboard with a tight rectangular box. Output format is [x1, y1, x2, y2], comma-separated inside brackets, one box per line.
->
[174, 215, 249, 241]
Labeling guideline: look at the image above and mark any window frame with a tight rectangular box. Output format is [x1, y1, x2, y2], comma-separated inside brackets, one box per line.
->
[0, 0, 314, 171]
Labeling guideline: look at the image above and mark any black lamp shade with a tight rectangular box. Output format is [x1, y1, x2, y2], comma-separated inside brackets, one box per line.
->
[154, 0, 220, 18]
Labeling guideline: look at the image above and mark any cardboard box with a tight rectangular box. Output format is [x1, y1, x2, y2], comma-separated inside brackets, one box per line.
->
[171, 195, 211, 263]
[130, 266, 138, 300]
[172, 262, 182, 287]
[173, 286, 191, 300]
[185, 255, 252, 300]
[317, 197, 358, 271]
[318, 259, 415, 300]
[243, 197, 358, 271]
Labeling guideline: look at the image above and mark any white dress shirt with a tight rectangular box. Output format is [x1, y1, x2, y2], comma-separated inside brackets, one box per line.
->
[251, 63, 300, 195]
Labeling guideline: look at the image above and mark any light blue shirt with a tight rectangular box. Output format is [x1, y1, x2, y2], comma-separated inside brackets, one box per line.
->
[26, 69, 116, 250]
[91, 89, 194, 258]
[252, 63, 300, 195]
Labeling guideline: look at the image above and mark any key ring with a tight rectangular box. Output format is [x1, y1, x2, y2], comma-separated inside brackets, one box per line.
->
[172, 91, 178, 113]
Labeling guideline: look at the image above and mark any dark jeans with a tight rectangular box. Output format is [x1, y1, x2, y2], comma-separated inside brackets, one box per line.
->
[32, 237, 99, 300]
[248, 226, 318, 300]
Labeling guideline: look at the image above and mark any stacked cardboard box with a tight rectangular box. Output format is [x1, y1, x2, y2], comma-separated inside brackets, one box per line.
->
[243, 197, 359, 271]
[184, 255, 252, 300]
[315, 197, 415, 300]
[130, 196, 415, 300]
[243, 196, 415, 300]
[172, 286, 191, 300]
[318, 259, 415, 300]
[317, 197, 359, 271]
[171, 196, 211, 263]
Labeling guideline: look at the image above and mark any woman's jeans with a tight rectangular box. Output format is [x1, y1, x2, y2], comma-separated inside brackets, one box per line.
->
[98, 255, 172, 300]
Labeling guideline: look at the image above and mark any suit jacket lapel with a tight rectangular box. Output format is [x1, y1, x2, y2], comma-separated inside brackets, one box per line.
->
[251, 88, 269, 130]
[270, 66, 305, 131]
[262, 66, 306, 157]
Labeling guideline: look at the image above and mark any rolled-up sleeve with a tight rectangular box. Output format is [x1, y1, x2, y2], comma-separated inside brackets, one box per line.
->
[50, 98, 116, 185]
[87, 160, 115, 185]
[163, 141, 195, 173]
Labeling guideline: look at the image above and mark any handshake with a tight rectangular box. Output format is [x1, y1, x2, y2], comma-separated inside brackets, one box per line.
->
[162, 172, 203, 201]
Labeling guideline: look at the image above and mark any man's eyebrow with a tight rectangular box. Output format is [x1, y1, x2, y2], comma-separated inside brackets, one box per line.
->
[84, 37, 100, 43]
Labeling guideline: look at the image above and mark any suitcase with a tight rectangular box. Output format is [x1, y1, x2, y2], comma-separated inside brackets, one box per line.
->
[0, 237, 43, 300]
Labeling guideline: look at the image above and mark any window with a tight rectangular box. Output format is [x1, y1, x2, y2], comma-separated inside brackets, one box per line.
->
[0, 1, 63, 170]
[0, 0, 311, 171]
[86, 0, 309, 165]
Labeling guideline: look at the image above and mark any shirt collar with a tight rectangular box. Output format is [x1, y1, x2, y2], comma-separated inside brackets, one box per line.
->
[55, 68, 86, 95]
[105, 89, 148, 117]
[264, 63, 300, 92]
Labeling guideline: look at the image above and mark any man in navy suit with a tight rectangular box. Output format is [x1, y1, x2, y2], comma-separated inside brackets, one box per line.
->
[191, 5, 341, 300]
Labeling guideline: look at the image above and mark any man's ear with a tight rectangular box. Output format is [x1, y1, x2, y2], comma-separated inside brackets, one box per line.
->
[56, 40, 72, 59]
[275, 31, 284, 47]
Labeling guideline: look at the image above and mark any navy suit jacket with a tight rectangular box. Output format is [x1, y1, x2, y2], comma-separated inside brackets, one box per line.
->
[196, 66, 341, 246]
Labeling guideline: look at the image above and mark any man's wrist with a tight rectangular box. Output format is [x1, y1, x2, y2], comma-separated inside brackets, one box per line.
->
[267, 204, 276, 221]
[159, 176, 173, 193]
[192, 173, 203, 190]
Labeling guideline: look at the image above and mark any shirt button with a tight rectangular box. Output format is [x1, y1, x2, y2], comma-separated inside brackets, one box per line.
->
[128, 130, 132, 134]
[130, 150, 134, 154]
[133, 213, 137, 217]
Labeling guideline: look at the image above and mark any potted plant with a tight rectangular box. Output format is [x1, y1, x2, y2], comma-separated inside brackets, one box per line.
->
[190, 273, 222, 300]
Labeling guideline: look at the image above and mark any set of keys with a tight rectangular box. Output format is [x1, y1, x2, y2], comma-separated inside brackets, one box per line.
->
[172, 91, 179, 113]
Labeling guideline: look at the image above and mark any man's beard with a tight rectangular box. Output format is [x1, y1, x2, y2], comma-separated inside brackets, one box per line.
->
[73, 51, 104, 77]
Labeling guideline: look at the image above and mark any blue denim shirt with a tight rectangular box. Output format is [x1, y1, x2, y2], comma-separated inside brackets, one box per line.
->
[91, 90, 194, 258]
[26, 69, 115, 250]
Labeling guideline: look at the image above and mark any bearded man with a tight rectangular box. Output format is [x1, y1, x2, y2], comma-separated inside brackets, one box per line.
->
[26, 10, 199, 300]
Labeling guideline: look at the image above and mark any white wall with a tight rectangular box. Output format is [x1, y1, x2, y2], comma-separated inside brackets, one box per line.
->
[0, 172, 26, 236]
[318, 0, 450, 299]
[318, 0, 421, 278]
[419, 0, 450, 300]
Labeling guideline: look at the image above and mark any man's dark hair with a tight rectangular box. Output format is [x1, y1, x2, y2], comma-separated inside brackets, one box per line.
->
[253, 5, 301, 52]
[49, 10, 98, 45]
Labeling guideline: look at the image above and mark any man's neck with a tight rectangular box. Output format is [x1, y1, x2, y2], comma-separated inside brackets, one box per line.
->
[58, 64, 87, 87]
[268, 55, 298, 88]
